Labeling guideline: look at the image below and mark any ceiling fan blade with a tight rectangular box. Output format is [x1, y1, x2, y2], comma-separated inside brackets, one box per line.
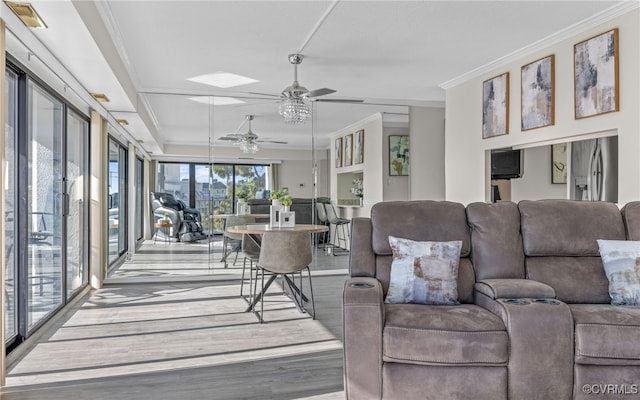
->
[314, 98, 364, 103]
[248, 91, 282, 98]
[256, 140, 288, 144]
[219, 136, 241, 141]
[306, 88, 336, 98]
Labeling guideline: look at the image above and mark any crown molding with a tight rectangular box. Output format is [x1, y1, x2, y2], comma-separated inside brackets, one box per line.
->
[439, 2, 639, 90]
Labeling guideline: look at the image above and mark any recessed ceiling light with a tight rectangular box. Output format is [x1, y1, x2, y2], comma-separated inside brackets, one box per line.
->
[117, 119, 129, 126]
[188, 96, 245, 106]
[91, 93, 110, 102]
[187, 72, 258, 88]
[6, 2, 47, 28]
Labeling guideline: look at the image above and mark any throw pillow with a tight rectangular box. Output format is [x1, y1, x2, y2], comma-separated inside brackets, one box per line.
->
[384, 236, 462, 305]
[597, 240, 640, 306]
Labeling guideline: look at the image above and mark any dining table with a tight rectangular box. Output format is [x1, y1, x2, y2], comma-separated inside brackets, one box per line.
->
[226, 223, 329, 315]
[213, 214, 270, 263]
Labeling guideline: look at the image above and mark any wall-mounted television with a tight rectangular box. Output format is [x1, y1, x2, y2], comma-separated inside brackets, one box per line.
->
[491, 149, 522, 180]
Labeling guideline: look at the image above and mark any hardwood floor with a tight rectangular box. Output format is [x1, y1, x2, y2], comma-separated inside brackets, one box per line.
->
[2, 240, 349, 399]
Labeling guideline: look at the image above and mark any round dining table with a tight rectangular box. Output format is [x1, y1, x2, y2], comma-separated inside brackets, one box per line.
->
[226, 223, 329, 235]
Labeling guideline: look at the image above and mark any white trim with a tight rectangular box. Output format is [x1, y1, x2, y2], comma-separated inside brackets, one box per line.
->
[511, 129, 618, 150]
[439, 2, 639, 90]
[328, 113, 382, 139]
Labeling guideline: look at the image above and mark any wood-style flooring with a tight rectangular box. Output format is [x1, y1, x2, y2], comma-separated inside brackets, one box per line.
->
[2, 239, 349, 399]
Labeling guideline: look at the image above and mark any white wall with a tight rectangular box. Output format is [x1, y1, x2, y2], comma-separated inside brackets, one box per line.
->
[510, 146, 567, 202]
[279, 159, 318, 198]
[409, 106, 446, 200]
[445, 8, 639, 205]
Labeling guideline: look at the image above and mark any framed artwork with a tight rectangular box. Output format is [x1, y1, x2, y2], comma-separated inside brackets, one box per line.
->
[551, 143, 567, 184]
[344, 134, 353, 167]
[574, 28, 619, 119]
[334, 137, 342, 168]
[482, 72, 509, 139]
[354, 129, 364, 164]
[521, 55, 555, 131]
[389, 135, 409, 176]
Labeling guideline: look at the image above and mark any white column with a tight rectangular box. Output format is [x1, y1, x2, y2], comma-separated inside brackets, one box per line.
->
[89, 111, 105, 289]
[127, 143, 136, 256]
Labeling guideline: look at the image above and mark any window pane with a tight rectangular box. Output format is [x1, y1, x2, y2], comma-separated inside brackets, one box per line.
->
[5, 69, 17, 340]
[27, 81, 64, 329]
[108, 139, 128, 264]
[66, 110, 87, 297]
[136, 158, 143, 240]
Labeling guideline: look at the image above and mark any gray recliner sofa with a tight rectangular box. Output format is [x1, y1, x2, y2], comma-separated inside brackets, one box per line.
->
[344, 199, 640, 400]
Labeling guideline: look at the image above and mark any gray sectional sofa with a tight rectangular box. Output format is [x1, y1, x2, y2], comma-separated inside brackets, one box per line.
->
[343, 199, 640, 400]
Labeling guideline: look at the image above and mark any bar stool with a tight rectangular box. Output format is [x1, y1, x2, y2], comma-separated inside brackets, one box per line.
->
[315, 202, 330, 246]
[324, 203, 350, 251]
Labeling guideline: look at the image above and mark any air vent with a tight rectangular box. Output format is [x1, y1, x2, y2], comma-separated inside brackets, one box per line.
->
[5, 2, 47, 28]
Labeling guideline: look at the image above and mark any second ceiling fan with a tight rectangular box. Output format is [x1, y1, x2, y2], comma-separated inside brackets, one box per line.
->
[219, 115, 287, 154]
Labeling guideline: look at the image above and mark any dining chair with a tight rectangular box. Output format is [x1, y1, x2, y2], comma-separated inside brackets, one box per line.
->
[240, 234, 260, 300]
[223, 215, 256, 267]
[255, 230, 314, 323]
[324, 203, 350, 251]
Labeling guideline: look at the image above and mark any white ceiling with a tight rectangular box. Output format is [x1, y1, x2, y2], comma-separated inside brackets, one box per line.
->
[9, 0, 628, 157]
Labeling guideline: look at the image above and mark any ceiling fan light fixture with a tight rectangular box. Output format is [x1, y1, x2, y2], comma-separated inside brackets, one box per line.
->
[279, 97, 311, 124]
[239, 140, 259, 155]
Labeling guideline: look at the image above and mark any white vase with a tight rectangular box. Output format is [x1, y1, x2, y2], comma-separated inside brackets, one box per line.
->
[237, 199, 246, 215]
[359, 197, 363, 207]
[271, 199, 282, 208]
[282, 205, 290, 213]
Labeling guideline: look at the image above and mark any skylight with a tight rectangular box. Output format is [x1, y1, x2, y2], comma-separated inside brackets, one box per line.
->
[188, 96, 245, 106]
[187, 72, 258, 88]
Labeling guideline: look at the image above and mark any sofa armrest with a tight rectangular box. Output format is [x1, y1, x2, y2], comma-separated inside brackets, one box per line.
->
[343, 277, 384, 400]
[475, 278, 556, 300]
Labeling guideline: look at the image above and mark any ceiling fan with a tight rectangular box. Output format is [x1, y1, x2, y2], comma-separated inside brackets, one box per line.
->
[250, 54, 363, 124]
[219, 115, 287, 154]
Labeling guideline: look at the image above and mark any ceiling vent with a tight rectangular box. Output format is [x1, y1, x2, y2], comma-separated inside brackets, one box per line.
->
[5, 2, 47, 28]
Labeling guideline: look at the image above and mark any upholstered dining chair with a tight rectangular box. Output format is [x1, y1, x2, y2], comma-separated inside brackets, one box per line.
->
[255, 230, 314, 323]
[240, 234, 260, 300]
[223, 215, 255, 267]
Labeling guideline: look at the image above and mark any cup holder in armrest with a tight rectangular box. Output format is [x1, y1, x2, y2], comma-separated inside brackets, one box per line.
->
[532, 299, 560, 305]
[501, 298, 530, 305]
[350, 282, 374, 289]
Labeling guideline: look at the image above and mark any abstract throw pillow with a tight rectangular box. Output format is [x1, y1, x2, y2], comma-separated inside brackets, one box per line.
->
[597, 240, 640, 306]
[384, 236, 462, 305]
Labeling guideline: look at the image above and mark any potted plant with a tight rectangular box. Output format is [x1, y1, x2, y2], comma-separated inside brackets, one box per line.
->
[236, 190, 250, 215]
[281, 195, 293, 212]
[163, 211, 170, 222]
[351, 179, 363, 207]
[269, 189, 289, 208]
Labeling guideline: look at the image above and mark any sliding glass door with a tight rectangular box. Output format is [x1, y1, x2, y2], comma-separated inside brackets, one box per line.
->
[5, 69, 18, 342]
[108, 138, 127, 265]
[27, 81, 64, 328]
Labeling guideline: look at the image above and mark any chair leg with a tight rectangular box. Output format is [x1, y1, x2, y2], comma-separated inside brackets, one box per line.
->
[240, 257, 247, 297]
[260, 268, 265, 323]
[306, 266, 315, 319]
